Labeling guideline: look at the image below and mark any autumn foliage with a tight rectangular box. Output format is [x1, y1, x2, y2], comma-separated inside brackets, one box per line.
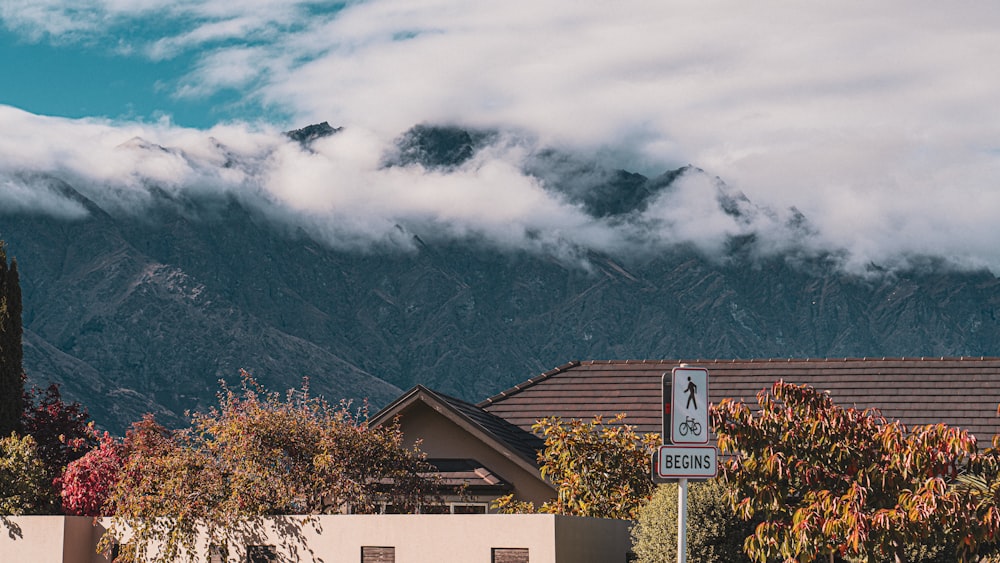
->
[98, 372, 438, 563]
[712, 380, 993, 563]
[23, 384, 99, 494]
[59, 431, 124, 516]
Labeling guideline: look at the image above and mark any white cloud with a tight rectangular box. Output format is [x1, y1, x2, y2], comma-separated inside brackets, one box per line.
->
[0, 174, 89, 219]
[3, 1, 1000, 272]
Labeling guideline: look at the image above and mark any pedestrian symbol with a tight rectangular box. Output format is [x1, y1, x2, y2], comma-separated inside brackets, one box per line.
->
[671, 366, 709, 445]
[685, 376, 698, 410]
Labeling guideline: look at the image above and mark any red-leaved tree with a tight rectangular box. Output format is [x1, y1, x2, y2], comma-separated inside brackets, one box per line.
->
[59, 431, 125, 516]
[22, 384, 98, 477]
[21, 383, 98, 512]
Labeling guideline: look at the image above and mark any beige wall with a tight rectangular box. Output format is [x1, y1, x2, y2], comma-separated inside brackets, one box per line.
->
[397, 402, 556, 507]
[0, 515, 109, 563]
[1, 514, 633, 563]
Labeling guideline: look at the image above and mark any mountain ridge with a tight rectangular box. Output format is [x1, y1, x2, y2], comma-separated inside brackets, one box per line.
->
[3, 124, 998, 433]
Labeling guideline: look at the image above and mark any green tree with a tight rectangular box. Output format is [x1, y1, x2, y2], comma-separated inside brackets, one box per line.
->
[101, 372, 439, 563]
[495, 413, 660, 519]
[632, 480, 757, 563]
[712, 380, 982, 563]
[0, 433, 50, 515]
[0, 241, 24, 436]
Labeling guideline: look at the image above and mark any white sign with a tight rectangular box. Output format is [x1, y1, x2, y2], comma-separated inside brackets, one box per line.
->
[671, 366, 709, 444]
[654, 445, 718, 479]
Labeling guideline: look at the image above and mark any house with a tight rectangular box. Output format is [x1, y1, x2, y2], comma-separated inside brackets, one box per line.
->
[375, 357, 1000, 510]
[369, 385, 553, 511]
[9, 357, 1000, 563]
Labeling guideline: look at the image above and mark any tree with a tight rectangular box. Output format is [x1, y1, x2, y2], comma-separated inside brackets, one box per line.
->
[712, 380, 982, 563]
[632, 480, 757, 563]
[0, 433, 50, 515]
[22, 383, 98, 509]
[0, 241, 24, 436]
[59, 431, 125, 517]
[100, 372, 439, 563]
[494, 413, 660, 519]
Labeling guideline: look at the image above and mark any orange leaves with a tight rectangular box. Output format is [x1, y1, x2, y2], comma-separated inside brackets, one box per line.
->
[99, 373, 438, 563]
[714, 380, 987, 563]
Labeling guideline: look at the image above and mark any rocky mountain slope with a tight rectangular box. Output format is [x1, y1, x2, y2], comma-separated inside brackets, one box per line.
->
[3, 125, 999, 433]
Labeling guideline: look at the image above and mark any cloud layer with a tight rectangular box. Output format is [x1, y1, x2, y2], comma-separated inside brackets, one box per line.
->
[3, 1, 1000, 272]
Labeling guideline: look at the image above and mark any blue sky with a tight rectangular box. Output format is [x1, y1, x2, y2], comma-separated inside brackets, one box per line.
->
[0, 31, 243, 126]
[0, 1, 341, 127]
[3, 1, 1000, 272]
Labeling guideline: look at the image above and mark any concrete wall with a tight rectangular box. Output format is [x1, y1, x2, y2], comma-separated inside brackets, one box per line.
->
[1, 514, 633, 563]
[0, 515, 108, 563]
[554, 514, 633, 563]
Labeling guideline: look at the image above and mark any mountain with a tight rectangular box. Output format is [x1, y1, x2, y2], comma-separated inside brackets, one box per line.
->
[3, 125, 999, 433]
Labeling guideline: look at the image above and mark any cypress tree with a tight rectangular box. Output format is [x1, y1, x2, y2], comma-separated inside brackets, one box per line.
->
[0, 240, 24, 436]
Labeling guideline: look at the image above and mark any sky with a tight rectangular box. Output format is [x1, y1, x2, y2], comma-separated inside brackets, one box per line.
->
[2, 1, 1000, 273]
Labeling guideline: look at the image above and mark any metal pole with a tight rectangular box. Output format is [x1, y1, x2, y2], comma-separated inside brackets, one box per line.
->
[677, 477, 688, 563]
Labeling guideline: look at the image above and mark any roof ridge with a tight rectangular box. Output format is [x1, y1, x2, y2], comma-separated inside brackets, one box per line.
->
[478, 357, 1000, 406]
[477, 360, 581, 407]
[588, 356, 1000, 365]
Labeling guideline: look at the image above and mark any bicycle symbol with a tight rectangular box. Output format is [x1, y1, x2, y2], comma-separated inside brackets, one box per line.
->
[678, 416, 702, 437]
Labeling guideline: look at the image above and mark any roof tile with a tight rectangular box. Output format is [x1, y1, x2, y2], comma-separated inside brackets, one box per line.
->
[480, 358, 1000, 440]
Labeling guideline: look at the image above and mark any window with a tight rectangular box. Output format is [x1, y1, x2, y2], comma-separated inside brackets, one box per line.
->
[413, 502, 488, 514]
[108, 542, 122, 562]
[451, 502, 488, 514]
[492, 547, 529, 563]
[361, 546, 395, 563]
[246, 545, 277, 563]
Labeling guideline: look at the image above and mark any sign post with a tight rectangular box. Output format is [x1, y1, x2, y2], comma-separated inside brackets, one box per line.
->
[653, 365, 716, 563]
[678, 477, 688, 563]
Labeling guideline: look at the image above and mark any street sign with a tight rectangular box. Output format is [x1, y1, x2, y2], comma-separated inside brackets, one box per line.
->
[657, 367, 715, 563]
[654, 445, 718, 479]
[670, 366, 709, 444]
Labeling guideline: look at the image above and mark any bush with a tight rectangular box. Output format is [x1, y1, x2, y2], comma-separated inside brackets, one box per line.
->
[0, 433, 52, 515]
[632, 479, 755, 563]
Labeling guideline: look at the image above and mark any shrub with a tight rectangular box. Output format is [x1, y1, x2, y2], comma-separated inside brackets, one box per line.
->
[0, 433, 51, 515]
[632, 479, 756, 563]
[495, 414, 659, 519]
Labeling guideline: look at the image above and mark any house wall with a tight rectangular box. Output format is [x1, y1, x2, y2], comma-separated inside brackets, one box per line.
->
[396, 401, 555, 507]
[1, 514, 634, 563]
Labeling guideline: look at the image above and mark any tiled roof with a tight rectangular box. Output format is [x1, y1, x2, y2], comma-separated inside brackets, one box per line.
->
[479, 358, 1000, 441]
[435, 389, 545, 464]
